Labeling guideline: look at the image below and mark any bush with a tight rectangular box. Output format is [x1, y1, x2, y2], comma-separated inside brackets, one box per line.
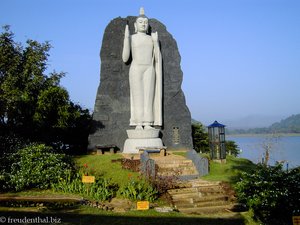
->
[119, 179, 158, 202]
[149, 175, 179, 195]
[235, 164, 300, 225]
[1, 143, 75, 191]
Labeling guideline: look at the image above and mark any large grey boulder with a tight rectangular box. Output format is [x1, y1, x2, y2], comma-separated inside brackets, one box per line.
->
[88, 16, 193, 151]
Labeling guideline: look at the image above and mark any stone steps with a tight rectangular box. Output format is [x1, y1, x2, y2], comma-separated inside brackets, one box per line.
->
[157, 170, 198, 176]
[170, 190, 225, 201]
[170, 184, 223, 192]
[182, 179, 222, 187]
[154, 158, 199, 177]
[174, 199, 230, 208]
[154, 159, 193, 164]
[167, 178, 237, 215]
[157, 171, 198, 176]
[152, 155, 238, 215]
[178, 175, 200, 181]
[171, 192, 201, 200]
[158, 166, 197, 172]
[169, 186, 224, 196]
[157, 163, 194, 168]
[171, 193, 228, 202]
[168, 187, 198, 194]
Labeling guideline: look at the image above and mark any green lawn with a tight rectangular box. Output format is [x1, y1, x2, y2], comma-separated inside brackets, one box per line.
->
[171, 152, 256, 185]
[202, 155, 256, 184]
[73, 153, 256, 186]
[74, 154, 140, 188]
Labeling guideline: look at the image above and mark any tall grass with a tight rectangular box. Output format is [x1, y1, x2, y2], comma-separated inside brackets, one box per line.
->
[52, 171, 118, 201]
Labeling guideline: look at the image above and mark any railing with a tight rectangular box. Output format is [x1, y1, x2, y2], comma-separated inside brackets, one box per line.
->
[140, 151, 156, 179]
[187, 149, 209, 176]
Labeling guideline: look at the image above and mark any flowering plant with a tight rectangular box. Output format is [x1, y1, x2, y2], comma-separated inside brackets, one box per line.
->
[82, 163, 95, 176]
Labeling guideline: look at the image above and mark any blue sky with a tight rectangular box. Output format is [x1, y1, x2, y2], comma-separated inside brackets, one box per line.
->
[1, 0, 300, 126]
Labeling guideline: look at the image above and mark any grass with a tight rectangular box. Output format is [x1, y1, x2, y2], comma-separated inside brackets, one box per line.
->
[170, 152, 257, 185]
[74, 154, 140, 188]
[202, 155, 256, 184]
[74, 153, 256, 185]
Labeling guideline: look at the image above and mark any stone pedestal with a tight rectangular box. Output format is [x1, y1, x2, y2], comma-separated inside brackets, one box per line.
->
[123, 129, 163, 154]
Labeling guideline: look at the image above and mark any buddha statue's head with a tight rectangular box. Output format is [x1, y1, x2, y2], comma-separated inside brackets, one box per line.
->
[135, 7, 149, 33]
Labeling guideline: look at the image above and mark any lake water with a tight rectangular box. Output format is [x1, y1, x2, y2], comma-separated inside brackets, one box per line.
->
[227, 135, 300, 168]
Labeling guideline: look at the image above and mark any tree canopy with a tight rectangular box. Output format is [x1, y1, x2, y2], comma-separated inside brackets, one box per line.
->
[0, 25, 91, 154]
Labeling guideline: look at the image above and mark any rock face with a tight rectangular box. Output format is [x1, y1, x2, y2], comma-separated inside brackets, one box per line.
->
[88, 16, 193, 151]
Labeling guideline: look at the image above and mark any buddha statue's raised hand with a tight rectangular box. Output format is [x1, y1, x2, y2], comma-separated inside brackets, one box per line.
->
[124, 24, 130, 38]
[122, 24, 130, 62]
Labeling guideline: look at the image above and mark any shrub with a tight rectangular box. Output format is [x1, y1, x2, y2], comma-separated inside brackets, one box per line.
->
[2, 143, 75, 191]
[119, 179, 158, 202]
[149, 175, 179, 195]
[235, 164, 300, 225]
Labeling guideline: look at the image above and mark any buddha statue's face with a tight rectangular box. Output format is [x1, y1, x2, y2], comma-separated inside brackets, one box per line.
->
[135, 17, 148, 33]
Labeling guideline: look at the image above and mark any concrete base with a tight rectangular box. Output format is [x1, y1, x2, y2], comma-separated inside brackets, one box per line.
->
[123, 129, 163, 154]
[126, 129, 160, 139]
[123, 138, 163, 154]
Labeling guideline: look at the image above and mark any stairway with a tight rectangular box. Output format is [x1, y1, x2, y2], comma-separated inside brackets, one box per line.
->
[151, 154, 238, 214]
[154, 157, 199, 178]
[168, 179, 237, 214]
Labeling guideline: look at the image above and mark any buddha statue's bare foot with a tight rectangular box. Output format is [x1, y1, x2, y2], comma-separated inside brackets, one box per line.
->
[144, 125, 155, 130]
[135, 125, 143, 130]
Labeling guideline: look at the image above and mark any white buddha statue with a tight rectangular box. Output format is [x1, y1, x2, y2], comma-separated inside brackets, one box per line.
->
[122, 7, 162, 130]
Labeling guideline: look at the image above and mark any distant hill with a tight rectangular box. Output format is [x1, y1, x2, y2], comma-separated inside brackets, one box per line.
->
[227, 114, 300, 134]
[224, 115, 282, 129]
[269, 114, 300, 133]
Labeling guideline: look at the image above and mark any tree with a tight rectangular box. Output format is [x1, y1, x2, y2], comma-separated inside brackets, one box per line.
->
[225, 140, 240, 157]
[260, 133, 281, 165]
[192, 122, 209, 153]
[0, 26, 91, 154]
